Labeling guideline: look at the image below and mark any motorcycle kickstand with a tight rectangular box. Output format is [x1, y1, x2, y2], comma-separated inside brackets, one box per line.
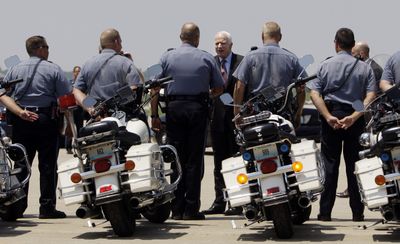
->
[357, 219, 386, 230]
[87, 219, 108, 228]
[231, 218, 262, 229]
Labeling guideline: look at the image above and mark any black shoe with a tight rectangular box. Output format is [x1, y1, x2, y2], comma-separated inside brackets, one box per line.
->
[171, 213, 183, 220]
[201, 204, 225, 215]
[336, 189, 349, 198]
[317, 214, 331, 221]
[183, 212, 205, 220]
[224, 207, 243, 216]
[352, 214, 364, 222]
[39, 209, 66, 219]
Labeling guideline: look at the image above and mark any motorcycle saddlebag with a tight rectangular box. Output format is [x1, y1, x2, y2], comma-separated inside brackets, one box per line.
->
[381, 126, 400, 143]
[242, 122, 279, 145]
[79, 120, 119, 137]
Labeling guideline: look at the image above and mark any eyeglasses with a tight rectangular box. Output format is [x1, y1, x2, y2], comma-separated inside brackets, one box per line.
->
[39, 45, 49, 49]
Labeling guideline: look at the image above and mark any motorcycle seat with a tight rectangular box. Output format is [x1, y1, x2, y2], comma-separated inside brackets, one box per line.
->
[79, 120, 119, 137]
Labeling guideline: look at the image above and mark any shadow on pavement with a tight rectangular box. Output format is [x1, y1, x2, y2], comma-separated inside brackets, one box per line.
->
[238, 223, 345, 242]
[372, 225, 400, 242]
[73, 221, 191, 240]
[0, 219, 38, 237]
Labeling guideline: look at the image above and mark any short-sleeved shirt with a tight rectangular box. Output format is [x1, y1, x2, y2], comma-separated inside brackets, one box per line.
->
[307, 51, 376, 105]
[159, 43, 224, 95]
[381, 51, 400, 85]
[74, 49, 141, 101]
[233, 43, 306, 96]
[4, 56, 71, 107]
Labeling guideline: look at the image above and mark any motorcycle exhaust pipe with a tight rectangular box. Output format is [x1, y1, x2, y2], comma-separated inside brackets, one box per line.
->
[130, 197, 140, 208]
[76, 206, 102, 219]
[244, 206, 258, 220]
[298, 196, 311, 209]
[383, 210, 394, 221]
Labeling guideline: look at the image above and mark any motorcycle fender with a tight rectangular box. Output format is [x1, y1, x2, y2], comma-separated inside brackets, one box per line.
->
[95, 174, 120, 197]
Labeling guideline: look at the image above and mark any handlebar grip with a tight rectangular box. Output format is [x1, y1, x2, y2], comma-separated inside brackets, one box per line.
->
[297, 74, 317, 85]
[0, 78, 23, 89]
[145, 76, 173, 89]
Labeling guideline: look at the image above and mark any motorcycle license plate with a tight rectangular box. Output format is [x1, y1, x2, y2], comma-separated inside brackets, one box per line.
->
[252, 143, 278, 161]
[88, 143, 114, 160]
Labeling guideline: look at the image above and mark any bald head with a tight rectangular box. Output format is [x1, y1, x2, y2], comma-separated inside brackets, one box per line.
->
[262, 21, 282, 44]
[180, 22, 200, 47]
[352, 42, 370, 60]
[100, 28, 122, 52]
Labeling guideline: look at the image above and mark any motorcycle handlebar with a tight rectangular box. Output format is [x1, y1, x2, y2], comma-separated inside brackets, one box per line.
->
[144, 76, 173, 90]
[0, 78, 23, 89]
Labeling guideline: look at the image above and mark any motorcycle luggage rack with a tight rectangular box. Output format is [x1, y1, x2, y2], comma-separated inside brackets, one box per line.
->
[239, 111, 272, 127]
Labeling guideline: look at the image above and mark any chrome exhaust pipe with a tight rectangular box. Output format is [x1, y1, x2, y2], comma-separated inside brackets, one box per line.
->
[76, 206, 102, 219]
[298, 196, 311, 209]
[244, 206, 258, 220]
[130, 197, 140, 208]
[383, 210, 394, 221]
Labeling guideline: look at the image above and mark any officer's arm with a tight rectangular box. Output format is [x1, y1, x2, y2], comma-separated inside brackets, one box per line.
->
[309, 90, 331, 120]
[353, 91, 376, 120]
[73, 87, 88, 111]
[0, 95, 38, 122]
[233, 80, 246, 115]
[294, 88, 306, 128]
[150, 89, 161, 131]
[380, 79, 394, 92]
[210, 86, 223, 98]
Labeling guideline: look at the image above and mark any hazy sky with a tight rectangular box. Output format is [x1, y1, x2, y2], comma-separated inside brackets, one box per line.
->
[1, 0, 399, 74]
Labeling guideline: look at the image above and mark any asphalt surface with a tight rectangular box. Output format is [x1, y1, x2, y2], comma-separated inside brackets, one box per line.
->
[0, 146, 399, 243]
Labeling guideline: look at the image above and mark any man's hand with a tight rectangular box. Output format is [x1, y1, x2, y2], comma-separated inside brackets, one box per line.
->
[18, 110, 39, 122]
[151, 117, 162, 132]
[326, 115, 341, 130]
[338, 116, 355, 130]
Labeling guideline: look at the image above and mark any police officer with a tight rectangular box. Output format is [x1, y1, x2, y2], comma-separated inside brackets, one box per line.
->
[202, 31, 243, 216]
[151, 22, 224, 220]
[233, 21, 306, 127]
[380, 51, 400, 92]
[73, 28, 142, 114]
[1, 35, 71, 219]
[307, 28, 376, 222]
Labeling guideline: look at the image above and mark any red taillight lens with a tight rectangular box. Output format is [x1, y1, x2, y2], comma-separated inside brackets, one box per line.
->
[93, 157, 111, 173]
[258, 158, 277, 174]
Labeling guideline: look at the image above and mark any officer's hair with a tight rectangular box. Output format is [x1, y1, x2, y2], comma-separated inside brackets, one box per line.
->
[25, 36, 47, 56]
[180, 22, 200, 43]
[73, 66, 81, 72]
[335, 28, 355, 50]
[215, 31, 232, 44]
[100, 28, 120, 49]
[262, 22, 281, 39]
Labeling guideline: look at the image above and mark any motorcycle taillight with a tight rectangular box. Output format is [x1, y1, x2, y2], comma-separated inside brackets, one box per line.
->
[93, 157, 111, 173]
[258, 157, 277, 174]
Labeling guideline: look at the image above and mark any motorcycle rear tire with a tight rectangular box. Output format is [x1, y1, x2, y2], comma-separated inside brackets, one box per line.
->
[268, 203, 294, 239]
[292, 205, 311, 225]
[142, 201, 171, 223]
[102, 201, 135, 237]
[0, 199, 26, 221]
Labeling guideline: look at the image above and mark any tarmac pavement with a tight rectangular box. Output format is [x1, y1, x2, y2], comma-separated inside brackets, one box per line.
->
[0, 147, 399, 243]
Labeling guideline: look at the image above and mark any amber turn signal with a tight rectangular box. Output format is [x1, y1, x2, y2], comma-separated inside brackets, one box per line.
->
[292, 161, 303, 172]
[375, 175, 386, 186]
[125, 160, 135, 171]
[70, 172, 82, 183]
[237, 173, 248, 185]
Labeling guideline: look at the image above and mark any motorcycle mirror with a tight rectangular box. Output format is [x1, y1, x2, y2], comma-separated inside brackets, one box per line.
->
[4, 55, 21, 69]
[352, 100, 364, 112]
[220, 93, 233, 105]
[116, 85, 135, 105]
[82, 96, 97, 108]
[299, 54, 314, 69]
[143, 64, 163, 81]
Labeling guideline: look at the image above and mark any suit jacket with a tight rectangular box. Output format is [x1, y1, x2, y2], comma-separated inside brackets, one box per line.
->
[211, 53, 244, 132]
[369, 59, 383, 83]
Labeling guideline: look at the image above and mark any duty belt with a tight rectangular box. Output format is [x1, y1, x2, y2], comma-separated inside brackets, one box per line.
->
[167, 94, 209, 103]
[21, 106, 52, 114]
[324, 100, 354, 112]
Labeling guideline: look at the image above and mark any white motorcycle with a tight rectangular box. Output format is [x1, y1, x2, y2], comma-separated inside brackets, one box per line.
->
[220, 68, 324, 239]
[57, 65, 181, 237]
[0, 78, 31, 221]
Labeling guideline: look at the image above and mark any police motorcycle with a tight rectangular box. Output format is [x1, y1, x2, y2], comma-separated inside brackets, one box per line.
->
[0, 78, 31, 221]
[57, 64, 181, 237]
[353, 83, 400, 225]
[220, 57, 324, 239]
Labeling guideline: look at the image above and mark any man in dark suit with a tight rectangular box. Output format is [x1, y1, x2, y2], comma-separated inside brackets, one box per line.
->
[202, 31, 244, 216]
